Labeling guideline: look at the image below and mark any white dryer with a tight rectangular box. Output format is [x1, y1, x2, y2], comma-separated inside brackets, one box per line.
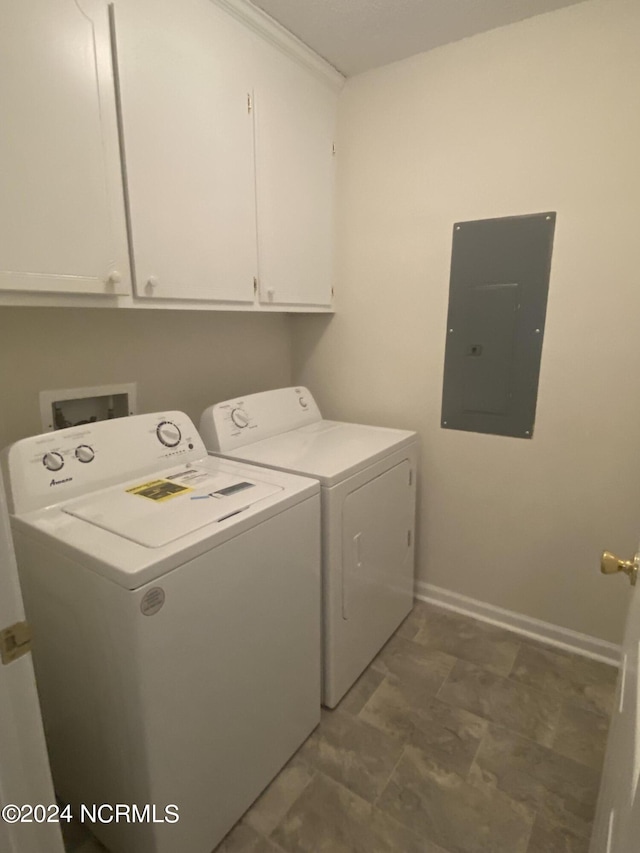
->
[1, 412, 321, 853]
[199, 388, 418, 708]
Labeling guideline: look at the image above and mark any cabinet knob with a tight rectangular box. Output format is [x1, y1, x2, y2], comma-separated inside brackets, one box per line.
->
[106, 270, 122, 286]
[267, 288, 275, 301]
[146, 276, 158, 293]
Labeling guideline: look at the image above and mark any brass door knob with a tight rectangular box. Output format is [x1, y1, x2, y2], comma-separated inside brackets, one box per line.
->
[601, 551, 638, 586]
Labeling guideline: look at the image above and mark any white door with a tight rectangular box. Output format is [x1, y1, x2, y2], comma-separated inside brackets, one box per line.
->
[589, 550, 640, 853]
[252, 42, 337, 308]
[0, 472, 64, 853]
[0, 0, 130, 296]
[115, 0, 258, 303]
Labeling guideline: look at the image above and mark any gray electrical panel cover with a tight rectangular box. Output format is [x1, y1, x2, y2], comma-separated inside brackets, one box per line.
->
[441, 212, 556, 438]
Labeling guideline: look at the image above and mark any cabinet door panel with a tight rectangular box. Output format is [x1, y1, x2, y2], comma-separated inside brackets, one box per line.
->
[254, 50, 336, 308]
[116, 0, 257, 303]
[0, 0, 130, 295]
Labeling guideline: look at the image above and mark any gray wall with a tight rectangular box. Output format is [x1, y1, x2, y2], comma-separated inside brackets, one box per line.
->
[0, 307, 292, 448]
[290, 0, 640, 643]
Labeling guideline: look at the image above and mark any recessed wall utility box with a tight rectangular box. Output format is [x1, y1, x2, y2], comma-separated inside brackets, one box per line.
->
[39, 383, 137, 432]
[441, 212, 556, 439]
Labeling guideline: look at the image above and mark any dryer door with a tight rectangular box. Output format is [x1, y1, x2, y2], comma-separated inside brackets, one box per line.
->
[338, 459, 415, 699]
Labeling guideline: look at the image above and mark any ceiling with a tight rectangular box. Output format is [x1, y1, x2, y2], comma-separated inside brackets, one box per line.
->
[250, 0, 588, 77]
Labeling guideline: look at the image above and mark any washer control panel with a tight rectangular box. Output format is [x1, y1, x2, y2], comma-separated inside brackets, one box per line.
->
[199, 387, 322, 453]
[3, 412, 207, 514]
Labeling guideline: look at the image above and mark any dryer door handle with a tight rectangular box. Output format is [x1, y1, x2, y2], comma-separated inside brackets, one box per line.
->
[343, 532, 362, 620]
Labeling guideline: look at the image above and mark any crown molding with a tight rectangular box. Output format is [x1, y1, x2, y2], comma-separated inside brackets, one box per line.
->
[212, 0, 345, 91]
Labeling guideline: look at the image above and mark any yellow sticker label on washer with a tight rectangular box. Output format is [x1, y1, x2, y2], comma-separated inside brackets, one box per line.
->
[126, 479, 192, 502]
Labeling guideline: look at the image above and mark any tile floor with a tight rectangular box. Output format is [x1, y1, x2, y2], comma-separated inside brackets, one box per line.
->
[63, 601, 618, 853]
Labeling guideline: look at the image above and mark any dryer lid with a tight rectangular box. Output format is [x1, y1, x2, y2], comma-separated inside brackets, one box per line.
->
[224, 421, 417, 486]
[62, 465, 282, 547]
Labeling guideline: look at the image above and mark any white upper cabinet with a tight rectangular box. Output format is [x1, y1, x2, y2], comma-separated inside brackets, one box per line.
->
[0, 0, 130, 296]
[114, 0, 258, 303]
[0, 0, 341, 310]
[252, 46, 337, 308]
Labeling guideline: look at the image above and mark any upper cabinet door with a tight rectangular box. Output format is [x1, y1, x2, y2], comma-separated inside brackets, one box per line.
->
[0, 0, 130, 296]
[253, 48, 337, 309]
[114, 0, 257, 303]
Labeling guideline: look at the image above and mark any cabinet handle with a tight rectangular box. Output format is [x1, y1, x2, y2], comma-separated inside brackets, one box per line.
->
[106, 270, 122, 286]
[146, 276, 158, 294]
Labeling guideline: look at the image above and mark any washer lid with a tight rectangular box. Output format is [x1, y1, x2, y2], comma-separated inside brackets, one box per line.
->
[63, 465, 282, 547]
[223, 421, 417, 486]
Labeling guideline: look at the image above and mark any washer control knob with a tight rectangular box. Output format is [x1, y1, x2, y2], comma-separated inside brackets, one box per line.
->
[43, 451, 64, 472]
[75, 445, 95, 464]
[156, 421, 181, 447]
[298, 396, 308, 409]
[231, 408, 249, 429]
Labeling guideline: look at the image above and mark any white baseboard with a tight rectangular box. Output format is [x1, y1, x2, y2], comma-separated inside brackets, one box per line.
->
[415, 581, 621, 667]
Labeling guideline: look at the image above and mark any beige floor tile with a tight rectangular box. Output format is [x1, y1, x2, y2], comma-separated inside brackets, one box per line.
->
[360, 676, 488, 776]
[526, 812, 591, 853]
[298, 708, 404, 802]
[243, 755, 315, 837]
[551, 703, 610, 770]
[438, 659, 562, 747]
[412, 607, 522, 677]
[272, 771, 444, 853]
[371, 633, 456, 691]
[216, 822, 285, 853]
[471, 724, 600, 840]
[377, 744, 534, 853]
[510, 643, 618, 716]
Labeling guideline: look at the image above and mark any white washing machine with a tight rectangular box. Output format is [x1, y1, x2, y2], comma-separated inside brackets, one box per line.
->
[199, 388, 418, 708]
[1, 412, 321, 853]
